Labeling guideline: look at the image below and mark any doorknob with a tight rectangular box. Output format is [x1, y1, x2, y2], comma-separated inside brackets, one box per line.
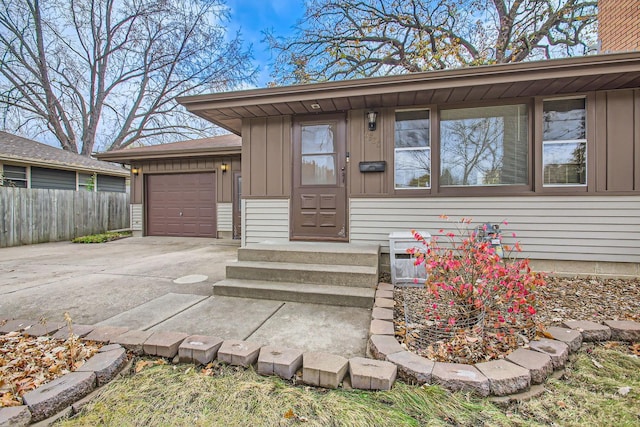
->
[179, 212, 183, 216]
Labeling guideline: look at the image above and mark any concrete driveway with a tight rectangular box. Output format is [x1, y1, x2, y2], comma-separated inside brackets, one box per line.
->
[0, 237, 370, 357]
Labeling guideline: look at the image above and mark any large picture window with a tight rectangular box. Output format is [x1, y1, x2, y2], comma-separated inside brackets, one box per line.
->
[543, 98, 586, 186]
[394, 110, 430, 189]
[440, 105, 528, 187]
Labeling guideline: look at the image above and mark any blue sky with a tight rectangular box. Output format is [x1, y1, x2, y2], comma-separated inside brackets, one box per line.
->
[224, 0, 306, 87]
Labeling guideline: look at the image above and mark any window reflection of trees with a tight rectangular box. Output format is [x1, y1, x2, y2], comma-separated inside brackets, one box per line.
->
[542, 99, 587, 185]
[543, 143, 586, 185]
[301, 124, 337, 185]
[394, 111, 430, 189]
[302, 125, 335, 154]
[440, 105, 528, 187]
[395, 149, 430, 188]
[302, 155, 336, 185]
[442, 117, 502, 185]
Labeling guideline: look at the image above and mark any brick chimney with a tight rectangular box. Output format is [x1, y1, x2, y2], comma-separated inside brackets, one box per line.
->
[599, 0, 640, 53]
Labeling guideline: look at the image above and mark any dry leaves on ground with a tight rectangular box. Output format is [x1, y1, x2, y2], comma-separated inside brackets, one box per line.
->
[0, 332, 101, 407]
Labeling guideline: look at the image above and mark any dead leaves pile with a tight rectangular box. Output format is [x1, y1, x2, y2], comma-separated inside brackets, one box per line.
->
[0, 332, 100, 407]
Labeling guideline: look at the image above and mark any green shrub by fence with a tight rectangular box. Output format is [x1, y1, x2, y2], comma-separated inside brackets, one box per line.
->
[0, 187, 130, 248]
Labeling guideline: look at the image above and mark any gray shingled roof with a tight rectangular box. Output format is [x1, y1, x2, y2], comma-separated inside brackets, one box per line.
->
[96, 134, 242, 163]
[111, 134, 241, 155]
[0, 131, 128, 176]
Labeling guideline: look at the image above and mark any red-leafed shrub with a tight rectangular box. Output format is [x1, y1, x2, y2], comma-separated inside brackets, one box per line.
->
[404, 216, 546, 362]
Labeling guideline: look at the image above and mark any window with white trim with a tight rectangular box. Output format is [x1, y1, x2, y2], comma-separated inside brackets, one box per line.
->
[394, 110, 430, 189]
[1, 165, 27, 188]
[543, 98, 586, 186]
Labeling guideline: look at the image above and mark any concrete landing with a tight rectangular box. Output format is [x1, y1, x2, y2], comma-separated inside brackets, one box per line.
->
[226, 261, 377, 287]
[245, 302, 370, 358]
[239, 242, 380, 266]
[213, 279, 375, 307]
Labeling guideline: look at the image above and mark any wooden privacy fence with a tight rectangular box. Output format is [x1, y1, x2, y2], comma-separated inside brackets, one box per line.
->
[0, 187, 130, 248]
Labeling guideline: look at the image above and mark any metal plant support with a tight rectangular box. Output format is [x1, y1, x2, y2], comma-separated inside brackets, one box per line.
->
[403, 287, 485, 351]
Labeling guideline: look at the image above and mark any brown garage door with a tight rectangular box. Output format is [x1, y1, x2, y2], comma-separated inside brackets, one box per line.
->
[146, 173, 216, 237]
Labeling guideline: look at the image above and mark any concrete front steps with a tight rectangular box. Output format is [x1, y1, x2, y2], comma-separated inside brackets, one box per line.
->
[217, 242, 380, 308]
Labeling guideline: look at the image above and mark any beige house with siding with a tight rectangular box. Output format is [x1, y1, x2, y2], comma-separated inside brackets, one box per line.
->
[174, 52, 640, 275]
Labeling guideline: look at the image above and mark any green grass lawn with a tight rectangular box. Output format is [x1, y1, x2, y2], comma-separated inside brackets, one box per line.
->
[57, 346, 639, 426]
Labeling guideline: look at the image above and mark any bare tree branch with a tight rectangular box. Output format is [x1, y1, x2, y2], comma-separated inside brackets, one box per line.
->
[268, 0, 597, 84]
[0, 0, 255, 154]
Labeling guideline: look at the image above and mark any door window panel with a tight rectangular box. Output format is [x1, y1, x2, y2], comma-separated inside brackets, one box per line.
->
[302, 155, 336, 185]
[301, 124, 337, 185]
[302, 124, 336, 154]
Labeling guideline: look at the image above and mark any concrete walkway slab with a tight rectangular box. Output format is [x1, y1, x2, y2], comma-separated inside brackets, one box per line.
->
[246, 302, 370, 358]
[147, 296, 284, 339]
[95, 293, 208, 330]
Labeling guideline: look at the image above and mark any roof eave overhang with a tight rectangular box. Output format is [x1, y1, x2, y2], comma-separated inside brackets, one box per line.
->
[95, 147, 242, 163]
[177, 52, 640, 134]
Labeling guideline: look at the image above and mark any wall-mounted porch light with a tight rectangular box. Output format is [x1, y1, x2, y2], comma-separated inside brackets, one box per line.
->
[131, 167, 140, 176]
[221, 163, 228, 173]
[367, 111, 378, 131]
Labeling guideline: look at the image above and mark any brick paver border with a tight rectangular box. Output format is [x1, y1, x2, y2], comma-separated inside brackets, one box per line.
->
[2, 284, 639, 425]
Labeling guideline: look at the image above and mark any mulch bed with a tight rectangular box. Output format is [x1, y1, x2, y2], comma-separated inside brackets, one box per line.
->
[392, 275, 640, 363]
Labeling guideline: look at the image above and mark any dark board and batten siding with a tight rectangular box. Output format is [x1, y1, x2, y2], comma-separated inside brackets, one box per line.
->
[0, 187, 130, 247]
[595, 89, 640, 192]
[242, 116, 291, 198]
[130, 156, 240, 205]
[30, 167, 76, 190]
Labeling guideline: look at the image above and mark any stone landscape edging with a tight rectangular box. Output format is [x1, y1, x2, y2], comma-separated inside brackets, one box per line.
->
[2, 285, 639, 426]
[369, 282, 640, 397]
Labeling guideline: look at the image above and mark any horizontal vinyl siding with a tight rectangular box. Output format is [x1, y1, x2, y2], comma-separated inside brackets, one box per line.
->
[97, 174, 126, 193]
[30, 167, 76, 190]
[349, 196, 640, 263]
[217, 203, 232, 232]
[244, 199, 289, 244]
[131, 204, 143, 231]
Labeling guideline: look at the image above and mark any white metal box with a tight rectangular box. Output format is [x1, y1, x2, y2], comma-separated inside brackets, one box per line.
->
[388, 231, 430, 286]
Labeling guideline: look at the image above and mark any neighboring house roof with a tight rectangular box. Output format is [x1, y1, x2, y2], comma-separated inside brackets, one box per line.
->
[177, 52, 640, 134]
[0, 131, 128, 176]
[96, 134, 242, 163]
